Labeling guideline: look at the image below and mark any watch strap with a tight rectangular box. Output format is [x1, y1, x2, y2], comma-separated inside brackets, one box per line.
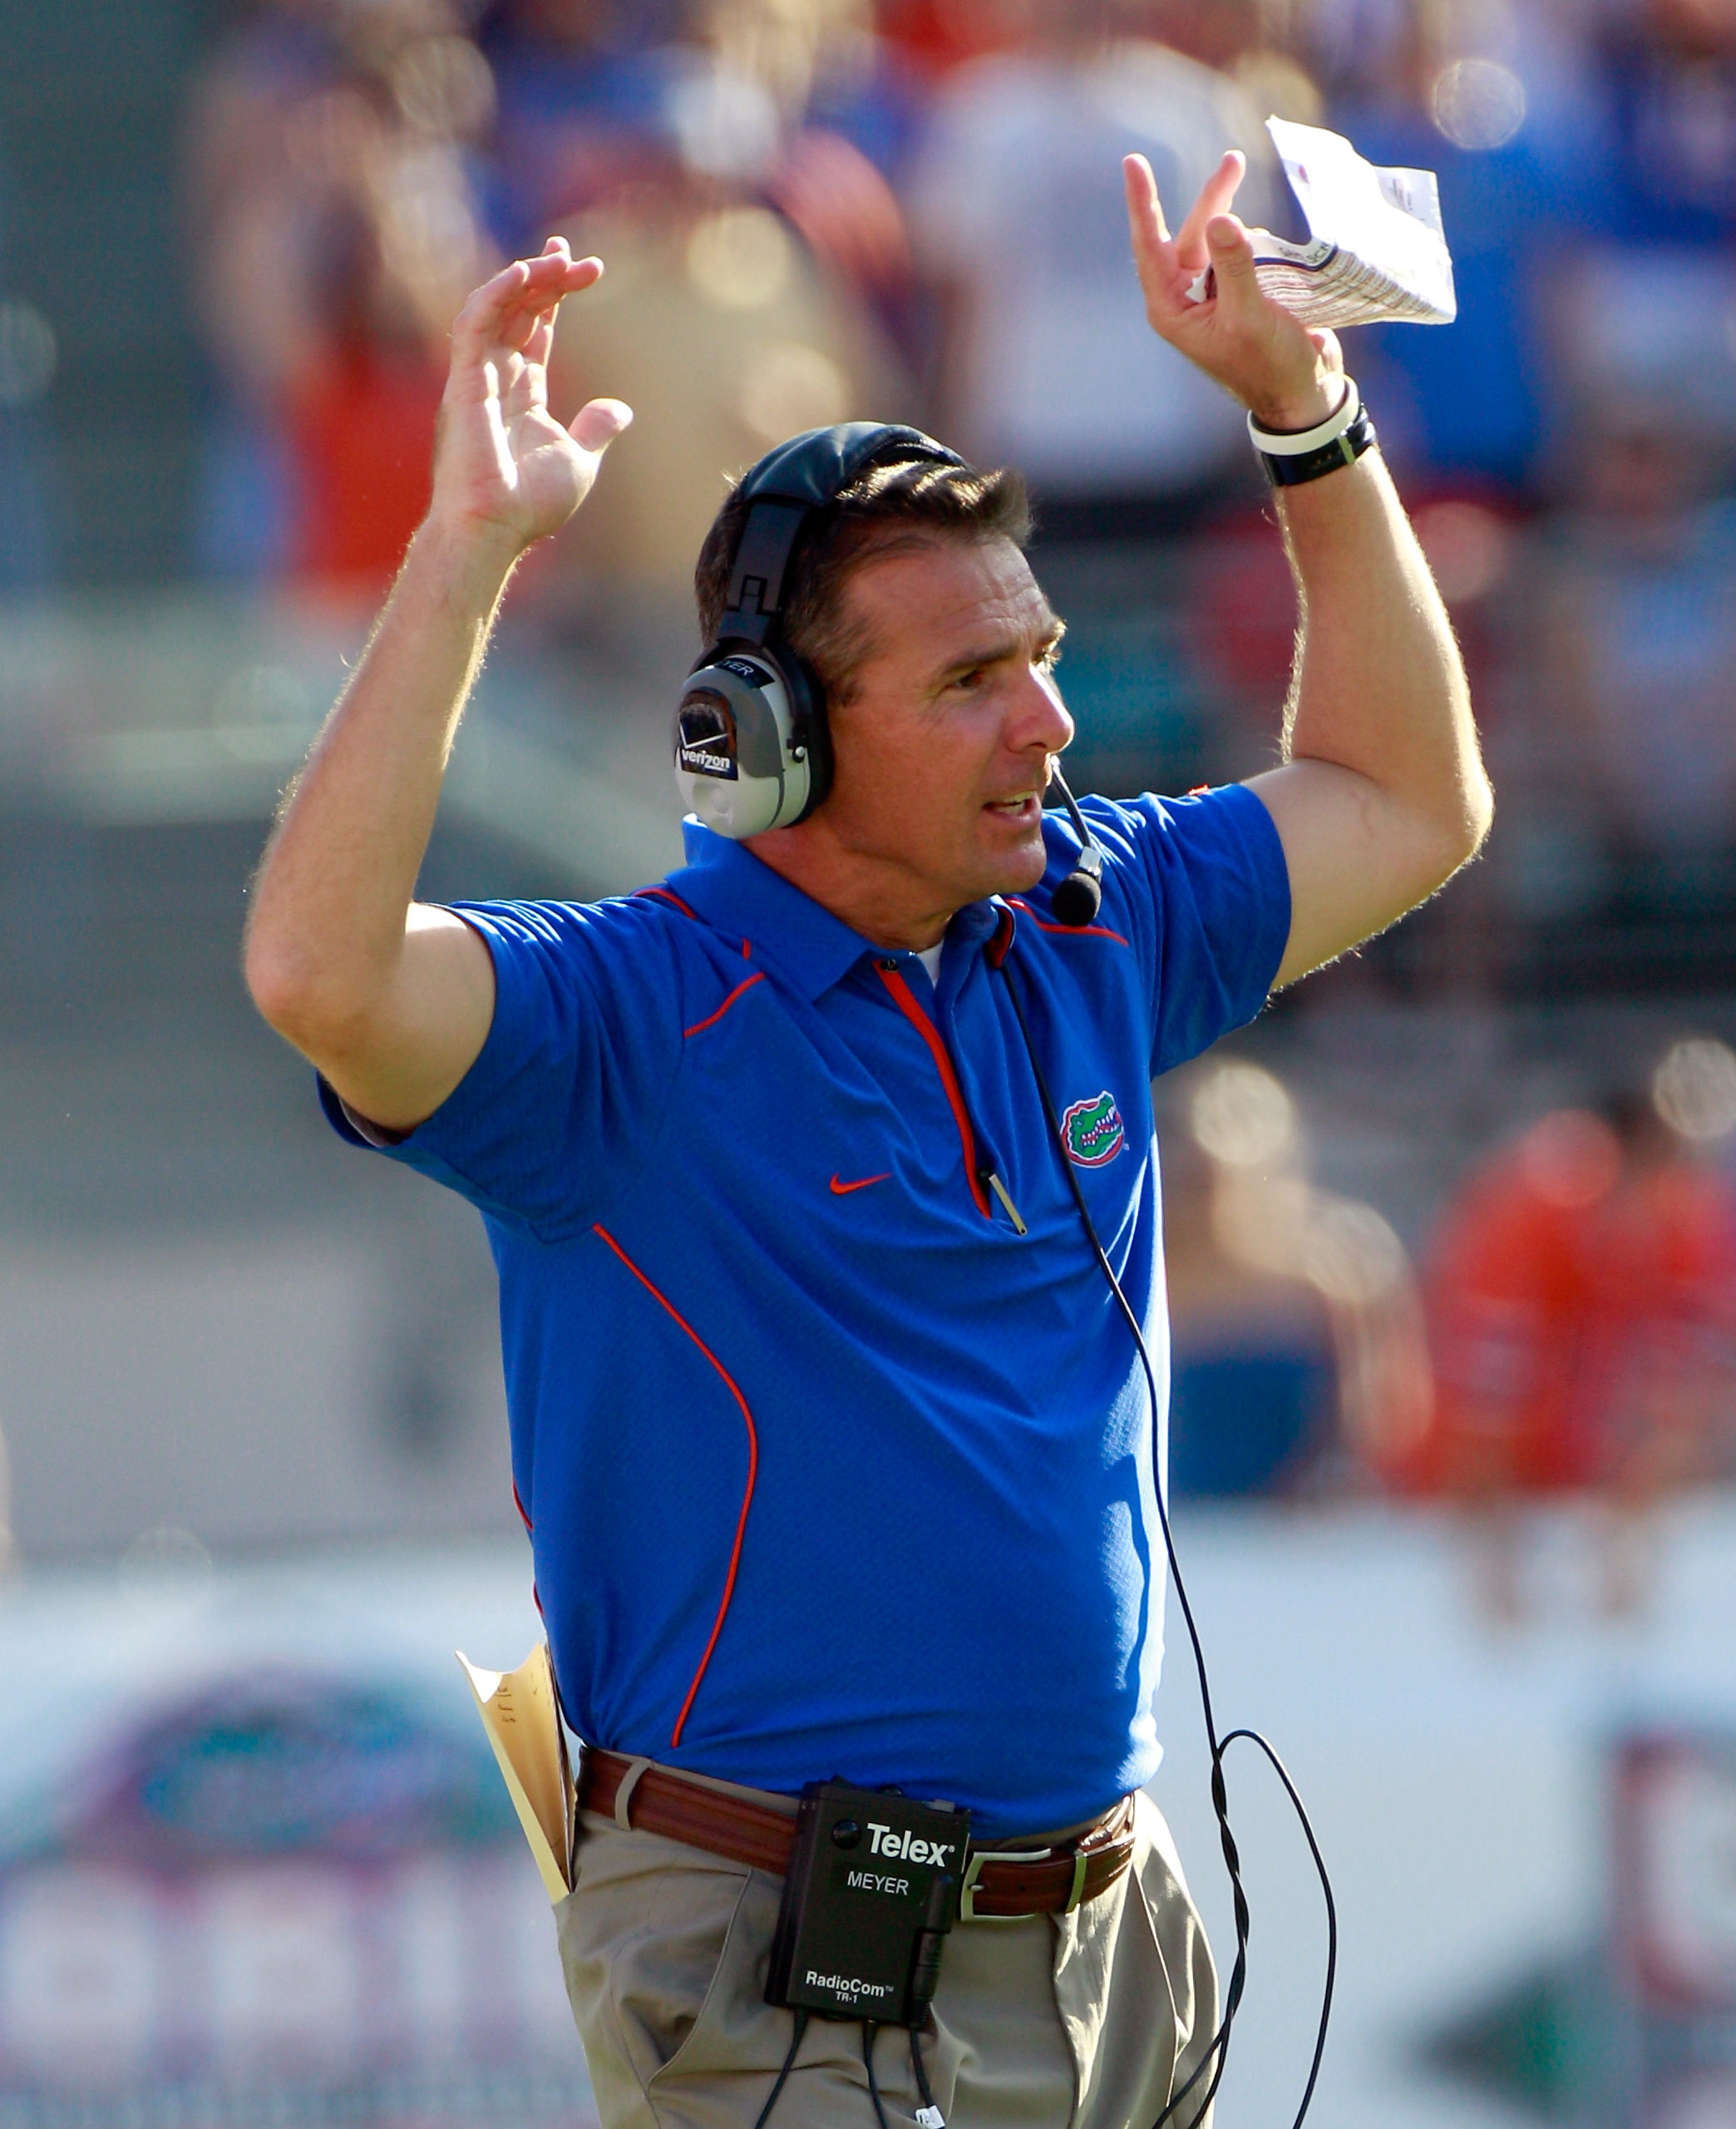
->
[1258, 410, 1378, 487]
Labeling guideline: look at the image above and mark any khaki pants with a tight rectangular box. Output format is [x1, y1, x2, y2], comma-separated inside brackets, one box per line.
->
[555, 1785, 1217, 2129]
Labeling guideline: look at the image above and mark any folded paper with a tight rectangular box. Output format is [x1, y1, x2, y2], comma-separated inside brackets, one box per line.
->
[1189, 116, 1457, 329]
[457, 1644, 575, 1902]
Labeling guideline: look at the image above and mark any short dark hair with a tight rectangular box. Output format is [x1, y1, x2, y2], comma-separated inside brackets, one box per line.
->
[693, 451, 1032, 705]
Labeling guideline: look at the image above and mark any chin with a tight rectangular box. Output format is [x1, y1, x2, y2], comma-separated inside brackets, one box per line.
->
[975, 833, 1050, 904]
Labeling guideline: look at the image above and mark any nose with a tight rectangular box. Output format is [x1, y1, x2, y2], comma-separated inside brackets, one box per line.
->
[1025, 664, 1076, 755]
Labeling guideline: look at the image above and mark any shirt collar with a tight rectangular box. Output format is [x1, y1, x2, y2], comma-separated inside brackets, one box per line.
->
[665, 818, 1012, 1000]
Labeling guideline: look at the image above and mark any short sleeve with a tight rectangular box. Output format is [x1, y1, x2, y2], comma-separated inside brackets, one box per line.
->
[1082, 784, 1291, 1077]
[319, 897, 687, 1239]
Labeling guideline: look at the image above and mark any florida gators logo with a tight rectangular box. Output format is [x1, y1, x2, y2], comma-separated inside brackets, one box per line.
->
[1062, 1091, 1126, 1168]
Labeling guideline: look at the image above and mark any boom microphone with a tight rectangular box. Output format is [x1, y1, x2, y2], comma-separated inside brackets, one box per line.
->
[1048, 768, 1104, 927]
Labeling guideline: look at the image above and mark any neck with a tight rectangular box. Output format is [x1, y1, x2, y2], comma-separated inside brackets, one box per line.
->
[744, 819, 956, 953]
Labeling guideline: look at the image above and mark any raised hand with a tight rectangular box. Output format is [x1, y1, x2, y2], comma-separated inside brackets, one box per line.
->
[431, 236, 633, 554]
[1123, 151, 1342, 433]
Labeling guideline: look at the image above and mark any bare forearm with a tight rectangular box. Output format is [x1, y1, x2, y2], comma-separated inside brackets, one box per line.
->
[1245, 448, 1492, 985]
[245, 518, 517, 1035]
[1279, 451, 1487, 856]
[241, 241, 625, 1119]
[1119, 150, 1490, 984]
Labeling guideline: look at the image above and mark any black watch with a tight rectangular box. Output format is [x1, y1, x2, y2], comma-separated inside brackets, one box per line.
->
[1257, 410, 1378, 488]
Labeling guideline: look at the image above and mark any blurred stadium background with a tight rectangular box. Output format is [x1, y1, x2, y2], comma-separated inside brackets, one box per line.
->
[7, 0, 1736, 2122]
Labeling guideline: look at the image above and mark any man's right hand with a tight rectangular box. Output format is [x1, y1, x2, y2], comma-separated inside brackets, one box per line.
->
[245, 240, 633, 1135]
[432, 237, 633, 556]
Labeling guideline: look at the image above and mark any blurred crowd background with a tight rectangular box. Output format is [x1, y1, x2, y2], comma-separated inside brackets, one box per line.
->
[9, 6, 1736, 2123]
[6, 0, 1736, 1589]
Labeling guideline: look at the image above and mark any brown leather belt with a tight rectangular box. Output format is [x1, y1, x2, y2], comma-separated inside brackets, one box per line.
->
[579, 1747, 1138, 1921]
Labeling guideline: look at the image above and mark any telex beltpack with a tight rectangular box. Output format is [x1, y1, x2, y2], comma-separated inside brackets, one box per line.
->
[765, 1782, 971, 2027]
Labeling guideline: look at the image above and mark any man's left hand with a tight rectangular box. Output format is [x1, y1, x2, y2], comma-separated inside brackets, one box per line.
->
[1118, 153, 1492, 988]
[1123, 150, 1341, 432]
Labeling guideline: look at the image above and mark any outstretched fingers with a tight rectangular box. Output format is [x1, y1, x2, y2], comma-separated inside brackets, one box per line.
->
[450, 243, 604, 379]
[1174, 151, 1246, 274]
[1126, 151, 1244, 324]
[1122, 147, 1339, 427]
[1126, 148, 1250, 338]
[503, 250, 602, 356]
[1123, 153, 1173, 299]
[450, 259, 530, 372]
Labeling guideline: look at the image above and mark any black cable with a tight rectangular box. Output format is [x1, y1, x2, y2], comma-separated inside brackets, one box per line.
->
[1220, 1726, 1338, 2128]
[997, 956, 1246, 2124]
[911, 2017, 942, 2125]
[752, 2008, 810, 2129]
[863, 2022, 892, 2129]
[995, 955, 1335, 2129]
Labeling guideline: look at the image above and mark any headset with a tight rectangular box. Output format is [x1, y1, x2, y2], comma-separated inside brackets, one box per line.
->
[673, 423, 963, 840]
[678, 424, 1333, 2129]
[672, 421, 1099, 931]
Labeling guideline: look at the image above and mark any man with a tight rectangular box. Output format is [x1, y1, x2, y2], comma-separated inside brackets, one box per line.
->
[246, 148, 1489, 2129]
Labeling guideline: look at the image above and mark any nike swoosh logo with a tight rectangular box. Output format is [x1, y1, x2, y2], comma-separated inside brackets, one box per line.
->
[830, 1172, 891, 1196]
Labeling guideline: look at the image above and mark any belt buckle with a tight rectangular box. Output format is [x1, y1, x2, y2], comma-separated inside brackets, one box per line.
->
[959, 1845, 1078, 1922]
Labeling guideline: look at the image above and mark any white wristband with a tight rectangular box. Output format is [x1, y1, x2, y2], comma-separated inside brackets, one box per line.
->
[1248, 378, 1360, 457]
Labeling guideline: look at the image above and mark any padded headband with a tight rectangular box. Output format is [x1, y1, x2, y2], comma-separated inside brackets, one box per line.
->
[721, 423, 969, 645]
[737, 422, 967, 508]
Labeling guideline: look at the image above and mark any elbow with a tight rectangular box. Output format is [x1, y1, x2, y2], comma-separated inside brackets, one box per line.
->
[1464, 765, 1496, 862]
[1453, 768, 1495, 869]
[243, 923, 371, 1061]
[244, 917, 298, 1035]
[1423, 769, 1494, 892]
[1387, 765, 1494, 911]
[244, 930, 324, 1052]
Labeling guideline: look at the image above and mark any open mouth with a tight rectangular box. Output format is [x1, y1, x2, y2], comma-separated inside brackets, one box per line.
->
[984, 793, 1042, 823]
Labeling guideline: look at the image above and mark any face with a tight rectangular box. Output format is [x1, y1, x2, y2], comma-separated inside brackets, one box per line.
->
[797, 534, 1074, 932]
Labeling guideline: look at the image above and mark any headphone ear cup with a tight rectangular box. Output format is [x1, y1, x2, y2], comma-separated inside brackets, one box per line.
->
[781, 652, 831, 823]
[674, 650, 813, 837]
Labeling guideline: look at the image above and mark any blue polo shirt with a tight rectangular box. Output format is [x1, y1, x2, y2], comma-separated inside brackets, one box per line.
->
[323, 787, 1289, 1835]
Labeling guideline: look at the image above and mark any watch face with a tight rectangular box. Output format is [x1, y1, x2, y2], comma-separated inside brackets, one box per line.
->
[1262, 417, 1374, 487]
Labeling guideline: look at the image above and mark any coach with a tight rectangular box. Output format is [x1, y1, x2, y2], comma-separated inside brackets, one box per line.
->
[246, 149, 1488, 2129]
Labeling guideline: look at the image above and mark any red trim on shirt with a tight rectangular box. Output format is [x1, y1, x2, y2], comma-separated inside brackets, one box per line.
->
[1007, 897, 1130, 947]
[512, 1484, 542, 1627]
[639, 885, 754, 963]
[986, 906, 1016, 968]
[875, 964, 992, 1218]
[634, 885, 701, 921]
[591, 1223, 761, 1751]
[683, 971, 766, 1039]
